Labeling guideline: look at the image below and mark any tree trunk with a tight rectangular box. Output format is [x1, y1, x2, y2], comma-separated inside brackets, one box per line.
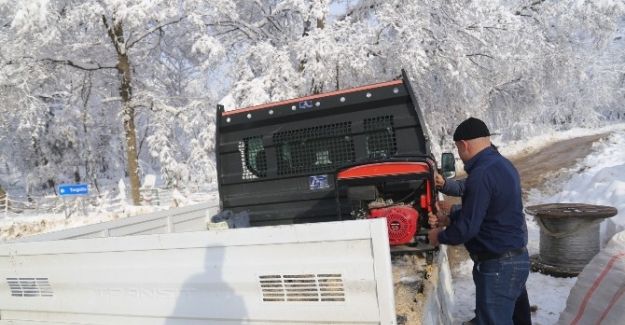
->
[122, 94, 141, 205]
[104, 15, 141, 205]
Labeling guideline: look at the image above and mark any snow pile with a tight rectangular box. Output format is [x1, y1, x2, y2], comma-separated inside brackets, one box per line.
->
[526, 273, 577, 325]
[498, 123, 625, 159]
[450, 259, 475, 323]
[529, 130, 625, 244]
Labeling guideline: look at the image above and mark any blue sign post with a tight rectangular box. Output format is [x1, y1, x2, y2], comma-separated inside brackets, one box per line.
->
[58, 183, 89, 197]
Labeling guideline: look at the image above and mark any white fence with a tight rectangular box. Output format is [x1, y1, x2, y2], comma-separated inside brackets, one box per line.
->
[0, 187, 217, 219]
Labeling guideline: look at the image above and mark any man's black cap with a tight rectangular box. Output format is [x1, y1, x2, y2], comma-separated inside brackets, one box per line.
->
[453, 117, 491, 141]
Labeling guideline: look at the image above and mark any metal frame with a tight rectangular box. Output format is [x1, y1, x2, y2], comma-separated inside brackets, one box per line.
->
[216, 75, 434, 227]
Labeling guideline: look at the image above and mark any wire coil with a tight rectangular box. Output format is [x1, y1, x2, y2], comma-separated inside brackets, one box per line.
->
[538, 217, 601, 270]
[526, 203, 618, 276]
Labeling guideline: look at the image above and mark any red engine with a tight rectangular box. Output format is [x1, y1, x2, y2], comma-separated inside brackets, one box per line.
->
[369, 205, 419, 245]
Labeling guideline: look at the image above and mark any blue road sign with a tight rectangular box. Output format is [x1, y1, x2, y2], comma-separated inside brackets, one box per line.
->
[58, 183, 89, 197]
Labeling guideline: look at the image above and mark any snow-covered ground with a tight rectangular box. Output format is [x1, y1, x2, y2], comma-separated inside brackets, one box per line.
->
[452, 126, 625, 325]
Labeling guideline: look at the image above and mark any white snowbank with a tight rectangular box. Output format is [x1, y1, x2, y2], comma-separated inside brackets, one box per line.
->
[527, 273, 577, 325]
[450, 259, 475, 323]
[497, 122, 625, 159]
[529, 130, 625, 244]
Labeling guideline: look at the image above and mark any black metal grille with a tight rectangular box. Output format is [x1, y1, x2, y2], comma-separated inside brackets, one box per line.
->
[274, 122, 355, 176]
[364, 116, 397, 159]
[239, 136, 267, 179]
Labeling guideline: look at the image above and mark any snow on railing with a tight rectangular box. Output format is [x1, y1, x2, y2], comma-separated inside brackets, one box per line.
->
[0, 187, 217, 219]
[0, 193, 65, 216]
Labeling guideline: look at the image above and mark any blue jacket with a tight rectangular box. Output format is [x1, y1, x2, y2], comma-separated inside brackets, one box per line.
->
[438, 146, 527, 254]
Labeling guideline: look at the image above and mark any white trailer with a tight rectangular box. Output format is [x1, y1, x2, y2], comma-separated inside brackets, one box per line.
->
[0, 203, 397, 324]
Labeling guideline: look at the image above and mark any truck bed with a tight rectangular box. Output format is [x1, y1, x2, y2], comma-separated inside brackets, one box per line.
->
[0, 204, 397, 324]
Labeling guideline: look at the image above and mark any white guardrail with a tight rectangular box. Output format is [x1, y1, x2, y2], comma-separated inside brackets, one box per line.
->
[0, 187, 215, 219]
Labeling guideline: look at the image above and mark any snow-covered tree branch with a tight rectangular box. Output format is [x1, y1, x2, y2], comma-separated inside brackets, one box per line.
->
[1, 0, 624, 198]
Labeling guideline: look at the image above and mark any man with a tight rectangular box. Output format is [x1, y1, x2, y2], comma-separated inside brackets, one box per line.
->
[428, 117, 529, 325]
[434, 172, 532, 325]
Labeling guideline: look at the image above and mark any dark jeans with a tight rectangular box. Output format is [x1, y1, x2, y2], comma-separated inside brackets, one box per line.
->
[513, 286, 531, 325]
[472, 250, 530, 325]
[467, 279, 531, 325]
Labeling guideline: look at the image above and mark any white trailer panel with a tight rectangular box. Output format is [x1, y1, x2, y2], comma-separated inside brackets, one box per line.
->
[0, 219, 396, 324]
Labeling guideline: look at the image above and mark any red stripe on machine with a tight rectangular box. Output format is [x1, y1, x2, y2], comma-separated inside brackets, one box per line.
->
[337, 162, 431, 180]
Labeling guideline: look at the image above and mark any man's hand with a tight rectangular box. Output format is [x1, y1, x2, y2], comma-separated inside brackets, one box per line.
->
[428, 212, 450, 228]
[429, 201, 452, 227]
[428, 227, 444, 246]
[435, 172, 445, 189]
[438, 200, 455, 217]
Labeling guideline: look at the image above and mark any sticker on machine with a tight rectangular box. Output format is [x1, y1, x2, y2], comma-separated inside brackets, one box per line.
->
[309, 175, 330, 190]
